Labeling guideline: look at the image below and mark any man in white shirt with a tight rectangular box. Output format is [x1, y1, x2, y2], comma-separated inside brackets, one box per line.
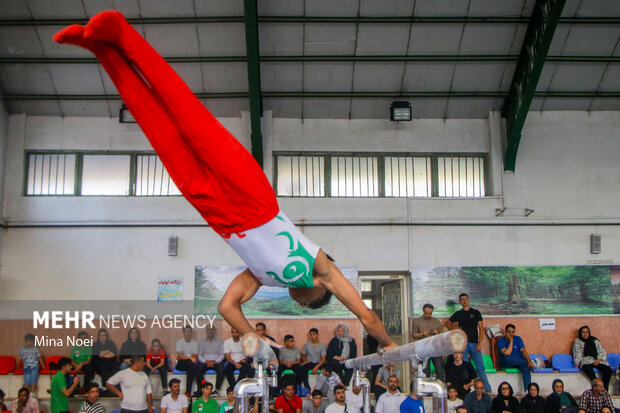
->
[344, 383, 364, 413]
[106, 356, 154, 413]
[324, 385, 346, 413]
[175, 325, 202, 396]
[197, 326, 225, 394]
[223, 327, 254, 387]
[375, 375, 406, 413]
[160, 379, 188, 413]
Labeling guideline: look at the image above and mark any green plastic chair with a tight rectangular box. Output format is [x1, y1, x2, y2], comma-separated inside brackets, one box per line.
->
[472, 354, 497, 373]
[502, 367, 520, 373]
[282, 369, 295, 376]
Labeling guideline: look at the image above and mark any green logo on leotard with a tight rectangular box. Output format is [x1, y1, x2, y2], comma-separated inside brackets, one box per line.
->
[266, 220, 315, 288]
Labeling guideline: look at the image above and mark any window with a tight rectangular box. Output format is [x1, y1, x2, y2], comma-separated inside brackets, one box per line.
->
[276, 155, 324, 197]
[330, 155, 378, 197]
[135, 154, 181, 196]
[384, 156, 431, 197]
[437, 156, 485, 197]
[26, 153, 76, 195]
[81, 155, 131, 196]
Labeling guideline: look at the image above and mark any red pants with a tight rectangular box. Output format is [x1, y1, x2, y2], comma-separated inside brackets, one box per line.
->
[54, 12, 278, 234]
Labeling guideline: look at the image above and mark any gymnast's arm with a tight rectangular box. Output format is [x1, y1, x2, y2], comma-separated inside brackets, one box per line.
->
[314, 250, 397, 350]
[218, 269, 262, 335]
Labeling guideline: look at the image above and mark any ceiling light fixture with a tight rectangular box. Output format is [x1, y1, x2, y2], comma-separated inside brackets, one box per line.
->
[119, 103, 137, 123]
[390, 100, 412, 121]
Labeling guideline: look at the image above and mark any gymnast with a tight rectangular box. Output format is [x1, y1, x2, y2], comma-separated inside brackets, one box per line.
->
[53, 11, 396, 352]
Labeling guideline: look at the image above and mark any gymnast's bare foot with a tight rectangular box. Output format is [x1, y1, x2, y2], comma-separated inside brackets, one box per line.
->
[53, 24, 87, 45]
[84, 10, 125, 44]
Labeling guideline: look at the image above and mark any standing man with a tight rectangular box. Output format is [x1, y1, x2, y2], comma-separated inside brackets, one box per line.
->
[400, 382, 425, 413]
[160, 379, 188, 413]
[411, 304, 444, 380]
[223, 327, 254, 387]
[51, 358, 80, 413]
[375, 376, 406, 413]
[497, 324, 533, 389]
[78, 383, 105, 413]
[448, 294, 491, 392]
[106, 356, 154, 413]
[191, 381, 218, 413]
[324, 385, 347, 413]
[198, 326, 225, 395]
[175, 326, 202, 397]
[464, 379, 491, 413]
[578, 379, 614, 413]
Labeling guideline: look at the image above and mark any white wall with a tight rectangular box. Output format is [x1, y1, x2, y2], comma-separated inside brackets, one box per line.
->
[1, 111, 619, 306]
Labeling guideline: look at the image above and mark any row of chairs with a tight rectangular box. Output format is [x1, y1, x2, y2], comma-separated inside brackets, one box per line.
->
[0, 355, 66, 375]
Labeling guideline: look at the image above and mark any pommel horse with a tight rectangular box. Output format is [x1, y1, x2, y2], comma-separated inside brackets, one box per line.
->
[234, 329, 467, 413]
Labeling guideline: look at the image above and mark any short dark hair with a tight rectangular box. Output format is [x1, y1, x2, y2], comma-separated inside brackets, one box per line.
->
[309, 328, 318, 334]
[447, 385, 458, 392]
[130, 355, 145, 365]
[183, 325, 192, 331]
[284, 335, 294, 342]
[307, 289, 333, 309]
[24, 333, 35, 341]
[255, 322, 266, 329]
[78, 331, 88, 337]
[57, 357, 73, 369]
[505, 324, 516, 331]
[334, 384, 345, 393]
[459, 293, 469, 299]
[227, 386, 234, 394]
[85, 382, 100, 393]
[282, 383, 295, 390]
[456, 406, 468, 413]
[169, 378, 181, 388]
[410, 382, 415, 393]
[201, 381, 213, 389]
[311, 389, 323, 398]
[422, 304, 434, 311]
[321, 365, 332, 373]
[18, 387, 29, 397]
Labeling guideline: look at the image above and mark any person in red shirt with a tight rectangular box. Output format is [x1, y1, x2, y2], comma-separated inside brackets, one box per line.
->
[146, 339, 169, 395]
[274, 384, 302, 413]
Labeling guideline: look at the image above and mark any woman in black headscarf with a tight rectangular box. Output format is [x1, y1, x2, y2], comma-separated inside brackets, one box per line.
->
[572, 326, 612, 391]
[492, 381, 519, 413]
[546, 379, 578, 413]
[119, 327, 147, 370]
[519, 383, 545, 413]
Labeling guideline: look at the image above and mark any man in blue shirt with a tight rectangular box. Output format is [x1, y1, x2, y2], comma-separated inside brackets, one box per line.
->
[464, 379, 491, 413]
[400, 382, 425, 413]
[497, 324, 534, 389]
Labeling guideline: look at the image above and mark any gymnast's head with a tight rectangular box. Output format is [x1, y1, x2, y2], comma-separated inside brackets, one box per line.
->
[288, 286, 333, 309]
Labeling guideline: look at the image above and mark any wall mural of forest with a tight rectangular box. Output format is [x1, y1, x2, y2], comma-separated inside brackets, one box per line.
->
[410, 265, 620, 316]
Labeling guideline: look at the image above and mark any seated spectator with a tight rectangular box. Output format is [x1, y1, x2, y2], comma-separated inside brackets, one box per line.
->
[497, 324, 533, 388]
[327, 324, 357, 386]
[119, 328, 147, 370]
[78, 383, 104, 413]
[445, 352, 477, 400]
[375, 376, 406, 413]
[256, 322, 280, 359]
[92, 328, 120, 393]
[464, 379, 492, 413]
[0, 389, 7, 411]
[146, 339, 169, 395]
[175, 325, 203, 396]
[373, 363, 400, 400]
[218, 386, 235, 413]
[578, 379, 613, 413]
[275, 383, 302, 413]
[191, 381, 217, 413]
[278, 335, 303, 386]
[198, 326, 225, 395]
[456, 407, 469, 413]
[344, 383, 364, 413]
[400, 381, 425, 413]
[491, 382, 519, 413]
[519, 383, 545, 413]
[303, 390, 325, 413]
[599, 407, 612, 413]
[446, 386, 464, 413]
[223, 327, 254, 388]
[545, 379, 578, 413]
[301, 328, 327, 390]
[71, 331, 94, 392]
[19, 334, 44, 394]
[572, 326, 612, 391]
[313, 365, 342, 403]
[10, 388, 39, 413]
[161, 378, 188, 413]
[324, 384, 346, 413]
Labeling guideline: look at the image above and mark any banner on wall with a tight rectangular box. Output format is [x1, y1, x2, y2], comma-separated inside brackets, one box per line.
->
[157, 277, 184, 302]
[410, 265, 620, 316]
[194, 265, 358, 318]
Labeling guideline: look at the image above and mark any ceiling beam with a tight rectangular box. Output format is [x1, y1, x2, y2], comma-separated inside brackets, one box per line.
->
[502, 0, 566, 172]
[243, 0, 263, 167]
[2, 55, 619, 64]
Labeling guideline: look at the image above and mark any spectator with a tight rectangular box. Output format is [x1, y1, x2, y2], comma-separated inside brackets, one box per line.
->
[0, 389, 7, 411]
[446, 386, 464, 413]
[400, 381, 425, 413]
[160, 379, 188, 413]
[256, 322, 280, 359]
[70, 331, 95, 392]
[278, 335, 303, 387]
[457, 407, 469, 413]
[275, 383, 303, 413]
[411, 304, 444, 380]
[11, 388, 39, 413]
[573, 326, 612, 392]
[374, 363, 400, 400]
[445, 352, 477, 400]
[106, 355, 154, 413]
[19, 334, 44, 394]
[224, 327, 254, 388]
[344, 383, 364, 413]
[545, 379, 578, 413]
[51, 357, 80, 413]
[375, 375, 406, 413]
[519, 383, 545, 413]
[448, 294, 491, 392]
[578, 379, 613, 413]
[92, 328, 120, 393]
[497, 324, 533, 389]
[599, 408, 612, 413]
[191, 381, 218, 413]
[464, 379, 492, 413]
[218, 387, 235, 413]
[301, 328, 327, 390]
[146, 339, 169, 395]
[119, 328, 147, 370]
[198, 326, 225, 395]
[491, 382, 519, 413]
[175, 325, 202, 396]
[324, 384, 346, 413]
[313, 365, 342, 403]
[302, 390, 325, 413]
[78, 383, 105, 413]
[327, 324, 357, 386]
